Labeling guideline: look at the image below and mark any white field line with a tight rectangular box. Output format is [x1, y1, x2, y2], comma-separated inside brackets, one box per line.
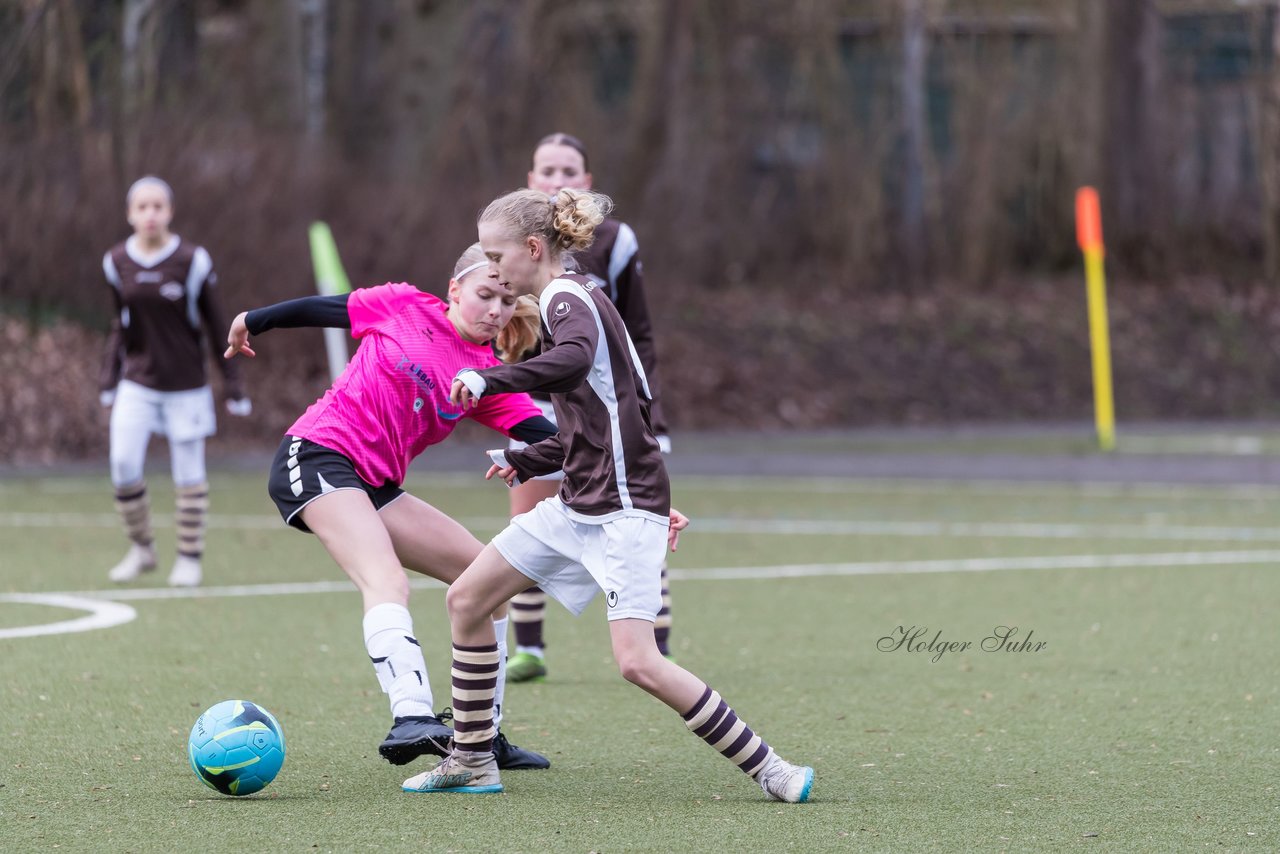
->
[25, 548, 1280, 603]
[675, 476, 1280, 500]
[9, 510, 1280, 544]
[6, 548, 1279, 639]
[0, 593, 137, 639]
[11, 474, 1280, 501]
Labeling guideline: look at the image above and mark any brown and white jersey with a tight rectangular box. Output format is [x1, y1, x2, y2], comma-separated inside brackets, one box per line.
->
[479, 273, 669, 523]
[528, 217, 668, 436]
[98, 235, 243, 397]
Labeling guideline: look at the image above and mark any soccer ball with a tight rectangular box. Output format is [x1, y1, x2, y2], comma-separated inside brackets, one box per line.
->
[188, 700, 286, 796]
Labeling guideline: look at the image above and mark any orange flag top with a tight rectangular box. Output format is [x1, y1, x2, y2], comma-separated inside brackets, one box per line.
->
[1076, 187, 1103, 252]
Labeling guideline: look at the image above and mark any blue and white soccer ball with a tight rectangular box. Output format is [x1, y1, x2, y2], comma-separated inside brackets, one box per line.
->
[188, 700, 286, 796]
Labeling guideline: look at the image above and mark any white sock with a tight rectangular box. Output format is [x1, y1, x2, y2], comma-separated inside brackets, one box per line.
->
[515, 645, 544, 658]
[363, 603, 433, 719]
[493, 616, 509, 728]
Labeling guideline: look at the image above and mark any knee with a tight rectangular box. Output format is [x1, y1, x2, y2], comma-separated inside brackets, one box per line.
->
[445, 581, 484, 625]
[615, 648, 662, 692]
[110, 458, 143, 489]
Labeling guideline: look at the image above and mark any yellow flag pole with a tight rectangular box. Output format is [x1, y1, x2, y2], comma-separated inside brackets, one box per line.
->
[1075, 187, 1116, 451]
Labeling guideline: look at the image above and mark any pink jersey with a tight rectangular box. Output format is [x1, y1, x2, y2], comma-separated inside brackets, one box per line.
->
[287, 283, 542, 486]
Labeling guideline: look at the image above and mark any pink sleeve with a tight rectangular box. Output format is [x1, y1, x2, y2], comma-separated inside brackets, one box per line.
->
[348, 283, 420, 338]
[471, 391, 546, 436]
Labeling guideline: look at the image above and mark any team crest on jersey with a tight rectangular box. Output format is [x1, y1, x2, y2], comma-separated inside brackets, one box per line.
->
[413, 398, 424, 413]
[159, 281, 184, 301]
[554, 301, 571, 317]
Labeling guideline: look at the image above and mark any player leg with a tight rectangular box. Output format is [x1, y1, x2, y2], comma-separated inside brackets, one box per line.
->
[402, 543, 541, 794]
[506, 477, 558, 682]
[300, 489, 454, 761]
[604, 519, 814, 804]
[266, 437, 450, 761]
[655, 562, 674, 657]
[378, 494, 549, 770]
[161, 385, 217, 587]
[167, 437, 207, 587]
[106, 382, 158, 582]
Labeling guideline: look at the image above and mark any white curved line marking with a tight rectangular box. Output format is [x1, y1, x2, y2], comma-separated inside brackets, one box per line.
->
[0, 593, 137, 639]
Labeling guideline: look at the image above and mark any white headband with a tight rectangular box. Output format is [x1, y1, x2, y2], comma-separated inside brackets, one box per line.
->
[454, 260, 488, 280]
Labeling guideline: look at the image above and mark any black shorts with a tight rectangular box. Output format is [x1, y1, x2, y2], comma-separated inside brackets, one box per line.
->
[267, 436, 404, 532]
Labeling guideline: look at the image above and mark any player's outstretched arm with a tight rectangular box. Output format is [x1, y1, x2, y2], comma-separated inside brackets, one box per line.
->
[225, 294, 354, 360]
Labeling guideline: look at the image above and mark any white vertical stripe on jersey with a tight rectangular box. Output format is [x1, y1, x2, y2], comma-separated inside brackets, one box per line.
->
[103, 252, 128, 328]
[185, 246, 214, 329]
[606, 223, 639, 298]
[602, 225, 652, 399]
[103, 252, 122, 288]
[540, 278, 634, 511]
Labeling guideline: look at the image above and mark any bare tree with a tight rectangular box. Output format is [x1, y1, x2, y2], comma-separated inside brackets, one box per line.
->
[298, 0, 327, 144]
[1103, 0, 1167, 268]
[899, 0, 929, 282]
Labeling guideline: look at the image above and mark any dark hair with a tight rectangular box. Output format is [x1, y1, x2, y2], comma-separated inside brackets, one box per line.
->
[534, 133, 590, 172]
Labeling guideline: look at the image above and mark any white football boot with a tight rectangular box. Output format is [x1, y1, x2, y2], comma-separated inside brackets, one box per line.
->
[757, 753, 815, 803]
[402, 750, 503, 794]
[107, 543, 157, 583]
[168, 555, 203, 587]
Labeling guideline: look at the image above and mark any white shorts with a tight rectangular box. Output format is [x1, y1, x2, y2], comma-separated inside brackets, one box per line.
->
[112, 379, 216, 443]
[492, 497, 667, 621]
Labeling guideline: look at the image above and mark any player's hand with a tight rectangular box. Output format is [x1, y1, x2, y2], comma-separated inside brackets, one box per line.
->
[225, 397, 253, 417]
[450, 378, 476, 408]
[450, 369, 486, 409]
[485, 463, 518, 487]
[224, 312, 256, 359]
[668, 507, 689, 552]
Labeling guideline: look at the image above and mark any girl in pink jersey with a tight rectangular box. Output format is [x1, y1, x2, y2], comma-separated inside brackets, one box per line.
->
[223, 244, 553, 772]
[400, 190, 813, 803]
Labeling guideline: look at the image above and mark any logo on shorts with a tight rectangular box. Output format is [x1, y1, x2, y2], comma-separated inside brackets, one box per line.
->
[554, 301, 571, 317]
[606, 590, 619, 608]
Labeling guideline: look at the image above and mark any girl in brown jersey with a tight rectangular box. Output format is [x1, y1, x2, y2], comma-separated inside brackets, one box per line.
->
[399, 188, 814, 803]
[505, 133, 675, 684]
[98, 176, 251, 587]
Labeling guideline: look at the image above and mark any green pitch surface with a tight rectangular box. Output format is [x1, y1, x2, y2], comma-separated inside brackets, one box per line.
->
[2, 470, 1277, 852]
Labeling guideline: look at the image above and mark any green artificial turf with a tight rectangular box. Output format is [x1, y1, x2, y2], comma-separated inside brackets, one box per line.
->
[1, 469, 1277, 851]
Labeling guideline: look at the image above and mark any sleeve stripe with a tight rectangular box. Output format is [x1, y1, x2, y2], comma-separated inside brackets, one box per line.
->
[103, 252, 122, 289]
[185, 246, 214, 328]
[607, 223, 639, 296]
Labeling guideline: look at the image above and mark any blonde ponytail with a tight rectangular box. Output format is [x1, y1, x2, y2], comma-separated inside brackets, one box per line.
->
[495, 295, 542, 363]
[479, 187, 614, 261]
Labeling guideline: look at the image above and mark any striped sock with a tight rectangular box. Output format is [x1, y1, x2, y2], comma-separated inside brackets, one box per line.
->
[451, 643, 499, 754]
[654, 563, 673, 655]
[114, 481, 153, 547]
[682, 685, 773, 778]
[175, 482, 209, 560]
[511, 587, 546, 653]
